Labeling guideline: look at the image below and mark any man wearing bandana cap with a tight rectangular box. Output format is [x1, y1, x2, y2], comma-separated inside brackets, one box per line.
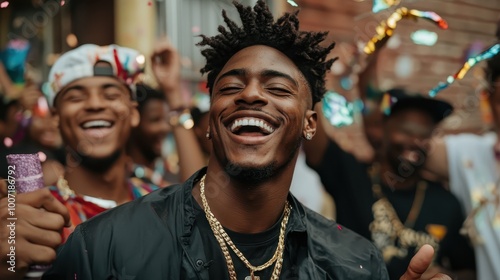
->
[0, 44, 159, 279]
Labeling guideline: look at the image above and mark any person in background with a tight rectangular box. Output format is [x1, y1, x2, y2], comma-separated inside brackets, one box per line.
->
[0, 95, 65, 185]
[0, 96, 21, 150]
[190, 92, 212, 156]
[305, 88, 476, 279]
[0, 60, 64, 185]
[150, 40, 207, 182]
[127, 83, 174, 186]
[0, 44, 160, 280]
[127, 42, 206, 186]
[423, 21, 500, 280]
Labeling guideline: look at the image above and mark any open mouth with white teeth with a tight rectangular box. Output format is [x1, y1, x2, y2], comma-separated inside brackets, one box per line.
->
[229, 117, 275, 136]
[80, 120, 115, 138]
[81, 120, 114, 129]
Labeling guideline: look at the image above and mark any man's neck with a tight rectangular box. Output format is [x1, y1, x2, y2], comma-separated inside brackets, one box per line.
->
[379, 160, 421, 191]
[64, 153, 132, 205]
[193, 160, 296, 234]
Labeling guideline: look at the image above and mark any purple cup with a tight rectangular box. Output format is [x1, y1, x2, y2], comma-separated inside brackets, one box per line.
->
[6, 154, 50, 279]
[6, 154, 44, 193]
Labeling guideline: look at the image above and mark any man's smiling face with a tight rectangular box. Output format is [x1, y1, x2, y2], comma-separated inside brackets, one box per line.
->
[209, 45, 316, 182]
[54, 76, 139, 160]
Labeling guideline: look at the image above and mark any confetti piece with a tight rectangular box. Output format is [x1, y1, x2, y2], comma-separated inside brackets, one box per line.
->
[364, 7, 448, 55]
[337, 224, 343, 230]
[429, 43, 500, 97]
[3, 137, 13, 147]
[373, 0, 400, 13]
[380, 92, 396, 115]
[411, 29, 438, 46]
[0, 1, 9, 8]
[0, 39, 30, 85]
[479, 90, 493, 124]
[322, 91, 363, 128]
[33, 96, 49, 118]
[38, 151, 47, 162]
[340, 76, 354, 90]
[287, 0, 298, 7]
[408, 10, 448, 29]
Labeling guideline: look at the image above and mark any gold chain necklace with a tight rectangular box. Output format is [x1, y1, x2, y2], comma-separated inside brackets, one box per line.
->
[199, 174, 291, 280]
[372, 181, 428, 229]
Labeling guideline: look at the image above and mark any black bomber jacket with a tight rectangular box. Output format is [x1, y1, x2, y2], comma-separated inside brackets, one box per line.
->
[43, 168, 389, 279]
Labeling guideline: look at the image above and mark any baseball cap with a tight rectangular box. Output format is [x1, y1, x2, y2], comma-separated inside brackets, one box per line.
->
[382, 88, 453, 123]
[46, 44, 145, 106]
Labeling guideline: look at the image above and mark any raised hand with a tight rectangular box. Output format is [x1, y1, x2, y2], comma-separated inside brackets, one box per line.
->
[400, 244, 452, 280]
[0, 188, 70, 280]
[151, 39, 181, 93]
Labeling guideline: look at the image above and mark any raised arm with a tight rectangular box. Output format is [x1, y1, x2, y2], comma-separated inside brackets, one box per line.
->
[358, 49, 381, 103]
[151, 40, 206, 182]
[422, 137, 450, 181]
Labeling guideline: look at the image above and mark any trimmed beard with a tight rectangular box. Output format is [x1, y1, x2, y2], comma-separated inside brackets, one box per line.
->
[67, 148, 122, 174]
[223, 137, 302, 185]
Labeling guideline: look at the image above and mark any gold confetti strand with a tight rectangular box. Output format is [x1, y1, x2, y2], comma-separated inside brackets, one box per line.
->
[363, 7, 448, 55]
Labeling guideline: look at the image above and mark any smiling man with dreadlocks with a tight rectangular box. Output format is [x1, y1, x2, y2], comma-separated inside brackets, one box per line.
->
[42, 1, 442, 279]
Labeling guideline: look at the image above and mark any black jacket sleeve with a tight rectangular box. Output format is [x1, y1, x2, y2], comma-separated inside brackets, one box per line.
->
[42, 226, 93, 280]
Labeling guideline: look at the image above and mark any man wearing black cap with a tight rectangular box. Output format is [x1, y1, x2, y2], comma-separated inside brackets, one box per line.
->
[305, 89, 476, 279]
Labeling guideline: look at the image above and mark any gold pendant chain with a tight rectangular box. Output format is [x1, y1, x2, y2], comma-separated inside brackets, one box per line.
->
[199, 174, 291, 280]
[372, 181, 428, 229]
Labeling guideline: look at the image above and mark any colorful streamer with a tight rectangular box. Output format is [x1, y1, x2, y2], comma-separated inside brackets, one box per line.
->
[364, 8, 448, 55]
[429, 43, 500, 97]
[322, 90, 405, 127]
[373, 0, 401, 13]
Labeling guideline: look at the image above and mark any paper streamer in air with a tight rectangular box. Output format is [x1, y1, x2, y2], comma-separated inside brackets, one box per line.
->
[429, 43, 500, 97]
[364, 8, 448, 55]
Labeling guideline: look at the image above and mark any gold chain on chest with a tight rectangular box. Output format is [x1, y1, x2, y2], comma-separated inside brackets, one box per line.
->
[199, 174, 291, 280]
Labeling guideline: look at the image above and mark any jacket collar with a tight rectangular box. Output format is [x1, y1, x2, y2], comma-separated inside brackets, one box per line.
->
[180, 168, 308, 238]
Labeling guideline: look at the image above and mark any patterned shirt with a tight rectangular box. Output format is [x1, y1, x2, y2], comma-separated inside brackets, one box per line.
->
[49, 176, 159, 242]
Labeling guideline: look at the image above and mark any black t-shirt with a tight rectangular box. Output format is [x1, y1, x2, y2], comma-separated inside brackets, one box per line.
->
[192, 195, 291, 280]
[313, 140, 475, 279]
[313, 139, 375, 239]
[379, 182, 474, 279]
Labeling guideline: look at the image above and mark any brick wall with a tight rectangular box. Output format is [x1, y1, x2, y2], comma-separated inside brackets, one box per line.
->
[291, 0, 499, 132]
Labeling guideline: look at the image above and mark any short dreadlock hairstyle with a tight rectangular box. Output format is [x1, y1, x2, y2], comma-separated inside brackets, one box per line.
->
[486, 19, 500, 92]
[197, 0, 336, 106]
